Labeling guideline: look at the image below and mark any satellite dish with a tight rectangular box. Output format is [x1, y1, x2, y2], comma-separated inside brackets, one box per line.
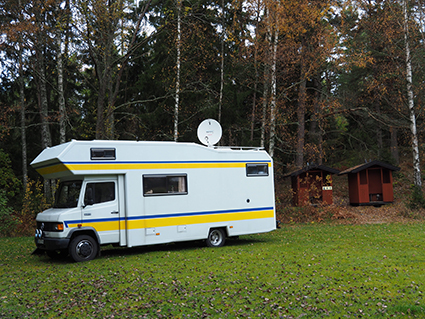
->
[197, 119, 222, 146]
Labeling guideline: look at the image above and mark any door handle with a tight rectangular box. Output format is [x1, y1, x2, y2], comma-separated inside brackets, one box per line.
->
[111, 211, 119, 214]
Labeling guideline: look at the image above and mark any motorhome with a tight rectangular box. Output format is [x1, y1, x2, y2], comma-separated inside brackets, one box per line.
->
[32, 139, 276, 262]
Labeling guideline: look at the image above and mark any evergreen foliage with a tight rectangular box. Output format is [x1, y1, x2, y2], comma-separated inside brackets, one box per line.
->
[0, 190, 17, 237]
[1, 0, 425, 233]
[408, 185, 425, 210]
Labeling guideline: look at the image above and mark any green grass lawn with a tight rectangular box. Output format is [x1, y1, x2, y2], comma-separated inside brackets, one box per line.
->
[1, 223, 425, 318]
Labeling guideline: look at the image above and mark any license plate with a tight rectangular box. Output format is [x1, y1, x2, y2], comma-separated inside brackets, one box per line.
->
[37, 238, 44, 245]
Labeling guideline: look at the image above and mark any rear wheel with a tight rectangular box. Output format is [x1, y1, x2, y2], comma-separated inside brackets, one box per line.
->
[206, 228, 226, 247]
[69, 235, 98, 262]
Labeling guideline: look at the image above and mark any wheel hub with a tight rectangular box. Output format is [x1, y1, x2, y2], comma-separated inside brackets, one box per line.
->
[76, 241, 92, 258]
[210, 231, 222, 245]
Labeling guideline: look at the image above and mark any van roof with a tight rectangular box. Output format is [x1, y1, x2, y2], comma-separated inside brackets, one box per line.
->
[31, 140, 271, 179]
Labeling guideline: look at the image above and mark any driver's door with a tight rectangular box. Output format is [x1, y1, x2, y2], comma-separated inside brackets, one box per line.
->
[82, 178, 120, 244]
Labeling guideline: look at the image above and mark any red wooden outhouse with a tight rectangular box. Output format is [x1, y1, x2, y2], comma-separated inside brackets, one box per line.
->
[283, 165, 340, 206]
[339, 160, 400, 206]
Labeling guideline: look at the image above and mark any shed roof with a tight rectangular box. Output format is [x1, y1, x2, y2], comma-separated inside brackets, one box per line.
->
[339, 160, 400, 175]
[283, 164, 340, 178]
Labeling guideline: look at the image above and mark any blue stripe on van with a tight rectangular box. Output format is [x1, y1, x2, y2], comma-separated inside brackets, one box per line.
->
[63, 206, 274, 228]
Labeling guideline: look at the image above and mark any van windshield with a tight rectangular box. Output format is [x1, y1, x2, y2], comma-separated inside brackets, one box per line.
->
[54, 181, 83, 208]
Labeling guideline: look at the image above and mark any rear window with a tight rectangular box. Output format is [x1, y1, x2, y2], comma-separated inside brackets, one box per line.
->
[246, 163, 269, 176]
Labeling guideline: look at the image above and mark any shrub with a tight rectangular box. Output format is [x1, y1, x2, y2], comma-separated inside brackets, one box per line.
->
[0, 190, 18, 237]
[408, 185, 425, 210]
[16, 179, 53, 236]
[0, 149, 22, 211]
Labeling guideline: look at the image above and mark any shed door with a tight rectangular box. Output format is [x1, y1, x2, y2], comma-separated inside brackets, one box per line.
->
[82, 178, 120, 244]
[368, 169, 383, 201]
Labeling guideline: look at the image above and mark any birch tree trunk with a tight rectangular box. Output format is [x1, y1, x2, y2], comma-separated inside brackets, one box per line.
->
[260, 66, 269, 149]
[36, 36, 53, 199]
[375, 104, 382, 157]
[404, 0, 422, 188]
[318, 123, 323, 165]
[107, 67, 114, 139]
[261, 5, 272, 149]
[19, 57, 27, 191]
[250, 1, 260, 142]
[218, 0, 225, 125]
[296, 44, 307, 168]
[57, 29, 66, 144]
[268, 27, 278, 158]
[174, 0, 181, 142]
[16, 2, 27, 190]
[96, 74, 106, 139]
[250, 62, 258, 142]
[37, 51, 52, 149]
[310, 76, 323, 164]
[390, 126, 399, 165]
[250, 57, 258, 141]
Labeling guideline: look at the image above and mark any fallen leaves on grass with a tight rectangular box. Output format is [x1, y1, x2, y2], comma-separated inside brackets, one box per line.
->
[2, 224, 425, 318]
[277, 198, 425, 225]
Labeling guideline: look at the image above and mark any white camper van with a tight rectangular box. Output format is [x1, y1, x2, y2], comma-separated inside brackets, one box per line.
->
[32, 138, 276, 262]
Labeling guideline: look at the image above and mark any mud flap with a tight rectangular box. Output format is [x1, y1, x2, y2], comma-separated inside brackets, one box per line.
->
[31, 248, 45, 255]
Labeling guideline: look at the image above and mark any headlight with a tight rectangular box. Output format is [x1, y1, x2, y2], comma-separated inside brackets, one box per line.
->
[54, 223, 64, 231]
[36, 222, 64, 232]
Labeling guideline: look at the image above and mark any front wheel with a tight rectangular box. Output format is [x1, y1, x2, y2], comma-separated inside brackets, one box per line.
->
[69, 235, 98, 262]
[206, 228, 226, 247]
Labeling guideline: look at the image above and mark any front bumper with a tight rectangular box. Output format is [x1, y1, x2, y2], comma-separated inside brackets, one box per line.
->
[34, 236, 70, 251]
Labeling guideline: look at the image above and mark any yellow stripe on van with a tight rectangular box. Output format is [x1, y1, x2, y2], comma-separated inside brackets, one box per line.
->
[67, 162, 248, 170]
[120, 219, 126, 230]
[36, 164, 69, 176]
[66, 209, 273, 233]
[127, 209, 275, 230]
[67, 221, 119, 232]
[36, 161, 271, 176]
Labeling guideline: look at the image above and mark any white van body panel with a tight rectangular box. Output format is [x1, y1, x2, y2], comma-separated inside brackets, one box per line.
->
[32, 140, 275, 252]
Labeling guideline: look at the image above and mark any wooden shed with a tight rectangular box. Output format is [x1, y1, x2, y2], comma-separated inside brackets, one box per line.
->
[339, 160, 400, 206]
[283, 165, 340, 206]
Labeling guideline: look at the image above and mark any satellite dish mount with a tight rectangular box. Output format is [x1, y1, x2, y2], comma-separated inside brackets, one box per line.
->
[197, 119, 222, 147]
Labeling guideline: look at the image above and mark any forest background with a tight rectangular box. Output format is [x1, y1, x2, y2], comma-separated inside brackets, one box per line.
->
[1, 0, 425, 236]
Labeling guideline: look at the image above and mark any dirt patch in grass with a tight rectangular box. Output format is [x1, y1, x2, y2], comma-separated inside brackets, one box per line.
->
[331, 199, 425, 225]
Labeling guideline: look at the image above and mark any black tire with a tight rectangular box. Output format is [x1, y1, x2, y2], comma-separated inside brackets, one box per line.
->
[206, 228, 226, 247]
[69, 235, 98, 262]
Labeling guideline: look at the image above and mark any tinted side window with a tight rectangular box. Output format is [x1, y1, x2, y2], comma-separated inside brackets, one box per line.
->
[54, 181, 82, 208]
[143, 175, 187, 196]
[84, 182, 115, 205]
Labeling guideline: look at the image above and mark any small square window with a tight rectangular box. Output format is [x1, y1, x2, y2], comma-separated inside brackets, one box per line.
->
[91, 148, 116, 160]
